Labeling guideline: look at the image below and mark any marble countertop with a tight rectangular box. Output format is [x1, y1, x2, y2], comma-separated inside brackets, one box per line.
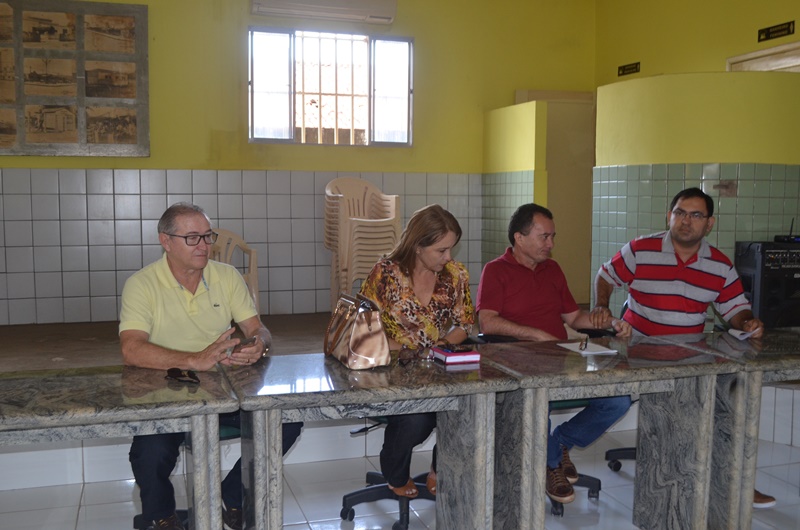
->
[478, 335, 742, 388]
[221, 352, 520, 410]
[4, 321, 798, 431]
[657, 328, 800, 372]
[0, 365, 238, 431]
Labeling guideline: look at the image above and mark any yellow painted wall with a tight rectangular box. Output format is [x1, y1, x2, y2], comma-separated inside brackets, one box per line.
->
[597, 72, 800, 166]
[2, 0, 596, 171]
[545, 101, 595, 301]
[483, 101, 539, 174]
[595, 0, 800, 86]
[484, 99, 597, 301]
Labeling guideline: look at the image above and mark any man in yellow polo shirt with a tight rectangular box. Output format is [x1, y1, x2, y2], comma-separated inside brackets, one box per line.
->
[120, 203, 301, 530]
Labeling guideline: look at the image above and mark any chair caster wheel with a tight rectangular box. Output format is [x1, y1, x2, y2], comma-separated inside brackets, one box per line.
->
[340, 507, 355, 521]
[608, 459, 622, 472]
[550, 500, 564, 516]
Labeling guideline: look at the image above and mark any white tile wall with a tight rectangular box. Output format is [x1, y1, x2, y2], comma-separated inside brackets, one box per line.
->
[0, 441, 83, 489]
[775, 388, 794, 445]
[757, 384, 800, 447]
[0, 169, 484, 323]
[0, 418, 433, 491]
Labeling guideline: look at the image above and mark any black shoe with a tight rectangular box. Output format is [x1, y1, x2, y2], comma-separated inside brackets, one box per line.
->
[222, 503, 243, 530]
[146, 513, 184, 530]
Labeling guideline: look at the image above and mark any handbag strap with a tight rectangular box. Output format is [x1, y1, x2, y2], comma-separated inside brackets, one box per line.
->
[324, 296, 357, 354]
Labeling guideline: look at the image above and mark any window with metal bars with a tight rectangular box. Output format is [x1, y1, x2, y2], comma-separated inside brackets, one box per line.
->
[248, 28, 412, 146]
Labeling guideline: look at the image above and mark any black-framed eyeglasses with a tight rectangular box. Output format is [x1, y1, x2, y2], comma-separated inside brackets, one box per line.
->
[671, 208, 709, 221]
[164, 231, 218, 246]
[165, 368, 200, 384]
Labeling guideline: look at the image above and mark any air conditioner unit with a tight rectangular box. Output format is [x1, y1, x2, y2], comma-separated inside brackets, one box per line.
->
[252, 0, 396, 25]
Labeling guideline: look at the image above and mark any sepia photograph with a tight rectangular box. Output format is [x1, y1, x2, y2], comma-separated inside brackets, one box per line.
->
[0, 3, 12, 43]
[24, 57, 76, 96]
[0, 0, 148, 155]
[85, 61, 135, 98]
[85, 14, 135, 54]
[86, 106, 136, 144]
[0, 48, 14, 102]
[25, 104, 77, 143]
[0, 108, 15, 147]
[22, 11, 75, 49]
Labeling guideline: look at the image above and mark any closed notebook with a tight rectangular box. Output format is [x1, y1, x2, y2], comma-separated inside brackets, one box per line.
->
[442, 362, 480, 372]
[432, 346, 481, 364]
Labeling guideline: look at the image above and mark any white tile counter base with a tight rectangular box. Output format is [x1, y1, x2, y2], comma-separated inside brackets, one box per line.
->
[0, 416, 433, 491]
[759, 383, 800, 446]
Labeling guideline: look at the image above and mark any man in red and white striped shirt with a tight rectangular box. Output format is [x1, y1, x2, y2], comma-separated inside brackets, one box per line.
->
[594, 187, 763, 337]
[592, 186, 774, 508]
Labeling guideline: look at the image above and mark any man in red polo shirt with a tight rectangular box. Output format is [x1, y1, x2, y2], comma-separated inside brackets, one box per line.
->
[476, 203, 631, 505]
[592, 186, 774, 509]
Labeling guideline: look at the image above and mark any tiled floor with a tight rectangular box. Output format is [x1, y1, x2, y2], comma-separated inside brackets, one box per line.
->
[1, 430, 799, 529]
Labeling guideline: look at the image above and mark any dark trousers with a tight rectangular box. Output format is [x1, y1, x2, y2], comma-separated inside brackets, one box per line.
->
[130, 411, 302, 521]
[379, 413, 437, 488]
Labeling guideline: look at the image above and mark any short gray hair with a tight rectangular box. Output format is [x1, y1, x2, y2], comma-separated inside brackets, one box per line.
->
[157, 203, 209, 234]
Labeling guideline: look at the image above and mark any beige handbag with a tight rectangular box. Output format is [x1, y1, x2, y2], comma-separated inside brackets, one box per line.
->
[324, 294, 391, 370]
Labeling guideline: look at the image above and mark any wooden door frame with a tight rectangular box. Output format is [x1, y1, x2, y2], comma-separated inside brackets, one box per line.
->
[727, 41, 800, 72]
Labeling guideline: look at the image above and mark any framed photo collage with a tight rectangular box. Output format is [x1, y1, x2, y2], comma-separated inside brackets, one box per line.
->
[0, 0, 148, 156]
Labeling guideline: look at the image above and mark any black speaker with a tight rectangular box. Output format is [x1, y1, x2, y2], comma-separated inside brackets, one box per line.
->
[735, 241, 800, 328]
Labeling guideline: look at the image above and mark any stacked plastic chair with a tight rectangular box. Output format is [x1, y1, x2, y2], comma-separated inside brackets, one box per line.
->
[324, 177, 401, 308]
[210, 228, 260, 314]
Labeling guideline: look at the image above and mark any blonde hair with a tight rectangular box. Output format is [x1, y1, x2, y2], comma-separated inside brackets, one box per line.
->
[388, 204, 462, 276]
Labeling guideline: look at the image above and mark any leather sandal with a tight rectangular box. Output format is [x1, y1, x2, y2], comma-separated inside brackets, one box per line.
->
[426, 470, 437, 496]
[388, 478, 419, 498]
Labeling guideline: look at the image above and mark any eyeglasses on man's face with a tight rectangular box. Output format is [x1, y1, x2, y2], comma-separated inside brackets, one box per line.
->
[671, 208, 709, 221]
[164, 231, 218, 246]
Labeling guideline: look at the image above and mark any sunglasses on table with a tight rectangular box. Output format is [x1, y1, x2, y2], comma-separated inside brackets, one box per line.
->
[398, 347, 433, 366]
[165, 368, 200, 384]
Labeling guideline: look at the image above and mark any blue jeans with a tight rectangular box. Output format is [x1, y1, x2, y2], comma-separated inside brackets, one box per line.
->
[546, 395, 631, 469]
[130, 411, 302, 521]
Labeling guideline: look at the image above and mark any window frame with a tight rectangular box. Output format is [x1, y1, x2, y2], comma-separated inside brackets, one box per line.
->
[248, 26, 413, 147]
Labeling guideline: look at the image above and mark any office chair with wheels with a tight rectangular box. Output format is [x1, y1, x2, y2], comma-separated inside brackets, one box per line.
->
[478, 333, 603, 516]
[339, 417, 435, 530]
[341, 338, 487, 527]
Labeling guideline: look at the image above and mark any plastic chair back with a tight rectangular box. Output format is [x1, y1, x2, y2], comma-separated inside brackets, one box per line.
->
[211, 228, 260, 314]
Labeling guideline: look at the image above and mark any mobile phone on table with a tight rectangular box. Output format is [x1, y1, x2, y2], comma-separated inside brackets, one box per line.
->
[233, 336, 257, 353]
[438, 344, 474, 353]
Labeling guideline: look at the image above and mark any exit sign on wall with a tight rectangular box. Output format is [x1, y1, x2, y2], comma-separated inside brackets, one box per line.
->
[618, 62, 640, 76]
[758, 21, 795, 42]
